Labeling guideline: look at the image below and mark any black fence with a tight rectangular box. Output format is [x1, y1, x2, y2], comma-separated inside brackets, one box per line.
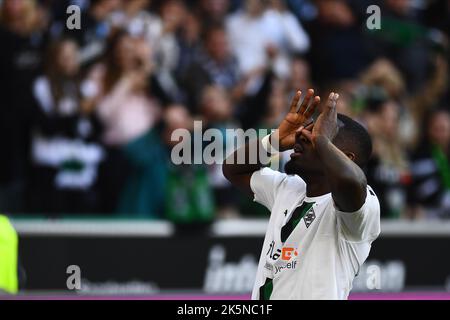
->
[12, 219, 450, 294]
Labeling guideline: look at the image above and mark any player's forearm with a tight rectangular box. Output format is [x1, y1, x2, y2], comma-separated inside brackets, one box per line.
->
[314, 136, 367, 212]
[223, 138, 268, 179]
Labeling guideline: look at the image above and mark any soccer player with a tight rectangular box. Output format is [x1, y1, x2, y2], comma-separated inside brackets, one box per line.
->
[223, 89, 380, 300]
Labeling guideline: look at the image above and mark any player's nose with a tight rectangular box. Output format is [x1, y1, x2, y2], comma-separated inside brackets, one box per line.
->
[295, 127, 311, 144]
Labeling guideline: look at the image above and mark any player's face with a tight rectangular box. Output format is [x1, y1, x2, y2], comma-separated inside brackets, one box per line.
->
[284, 129, 322, 175]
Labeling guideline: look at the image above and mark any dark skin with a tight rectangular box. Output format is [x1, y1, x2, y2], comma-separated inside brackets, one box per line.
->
[223, 89, 367, 213]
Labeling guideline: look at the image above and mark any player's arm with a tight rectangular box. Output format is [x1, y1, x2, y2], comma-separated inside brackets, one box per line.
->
[223, 89, 320, 195]
[300, 93, 367, 212]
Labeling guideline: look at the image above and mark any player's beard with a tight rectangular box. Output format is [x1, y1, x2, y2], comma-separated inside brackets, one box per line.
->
[284, 159, 322, 177]
[284, 159, 303, 176]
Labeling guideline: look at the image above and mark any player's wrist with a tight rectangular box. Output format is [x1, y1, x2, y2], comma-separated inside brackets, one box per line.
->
[313, 135, 331, 148]
[261, 133, 280, 155]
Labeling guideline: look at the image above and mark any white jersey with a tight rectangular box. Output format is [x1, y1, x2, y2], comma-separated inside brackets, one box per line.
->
[250, 168, 380, 300]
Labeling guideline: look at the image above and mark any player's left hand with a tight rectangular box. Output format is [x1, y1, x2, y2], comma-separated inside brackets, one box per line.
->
[299, 92, 340, 147]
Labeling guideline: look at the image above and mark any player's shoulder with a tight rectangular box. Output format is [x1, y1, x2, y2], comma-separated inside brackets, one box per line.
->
[253, 167, 306, 191]
[366, 184, 380, 206]
[332, 184, 380, 217]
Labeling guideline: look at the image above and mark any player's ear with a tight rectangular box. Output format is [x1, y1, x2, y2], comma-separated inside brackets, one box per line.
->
[344, 151, 356, 162]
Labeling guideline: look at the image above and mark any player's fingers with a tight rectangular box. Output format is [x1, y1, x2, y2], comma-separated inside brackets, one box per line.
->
[304, 121, 314, 131]
[295, 123, 313, 137]
[297, 88, 314, 115]
[329, 93, 339, 119]
[289, 90, 302, 113]
[295, 125, 304, 141]
[300, 128, 314, 144]
[323, 92, 337, 115]
[296, 119, 314, 132]
[304, 96, 320, 120]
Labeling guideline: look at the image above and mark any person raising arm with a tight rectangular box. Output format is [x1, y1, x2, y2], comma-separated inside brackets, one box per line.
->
[222, 89, 320, 195]
[223, 88, 379, 300]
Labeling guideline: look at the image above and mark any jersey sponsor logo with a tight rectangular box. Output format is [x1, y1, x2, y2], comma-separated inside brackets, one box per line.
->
[267, 241, 299, 261]
[267, 240, 280, 260]
[281, 247, 298, 261]
[266, 241, 299, 275]
[274, 260, 298, 275]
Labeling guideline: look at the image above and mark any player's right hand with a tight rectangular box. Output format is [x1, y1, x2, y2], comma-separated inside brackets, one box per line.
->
[272, 89, 320, 152]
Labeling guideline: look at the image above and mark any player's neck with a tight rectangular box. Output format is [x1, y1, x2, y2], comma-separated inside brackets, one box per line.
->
[305, 176, 331, 198]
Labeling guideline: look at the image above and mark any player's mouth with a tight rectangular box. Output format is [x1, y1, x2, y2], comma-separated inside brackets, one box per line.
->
[290, 143, 304, 158]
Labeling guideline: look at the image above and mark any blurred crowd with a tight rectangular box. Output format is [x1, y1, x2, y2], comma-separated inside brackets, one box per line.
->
[0, 0, 449, 221]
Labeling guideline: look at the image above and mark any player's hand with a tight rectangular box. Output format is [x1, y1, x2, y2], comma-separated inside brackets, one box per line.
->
[299, 92, 339, 147]
[272, 89, 320, 152]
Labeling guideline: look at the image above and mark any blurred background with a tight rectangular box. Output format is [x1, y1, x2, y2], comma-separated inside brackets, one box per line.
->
[0, 0, 449, 299]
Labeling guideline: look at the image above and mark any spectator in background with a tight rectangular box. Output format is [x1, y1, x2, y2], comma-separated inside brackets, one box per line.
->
[263, 0, 310, 77]
[360, 53, 448, 149]
[110, 0, 161, 50]
[226, 0, 309, 82]
[108, 0, 175, 105]
[0, 0, 49, 212]
[200, 85, 239, 218]
[196, 0, 230, 28]
[327, 79, 359, 117]
[308, 0, 372, 86]
[260, 78, 288, 130]
[409, 109, 450, 219]
[260, 77, 291, 171]
[369, 0, 433, 92]
[59, 0, 121, 67]
[364, 92, 411, 218]
[225, 0, 265, 76]
[200, 86, 236, 129]
[82, 31, 163, 217]
[29, 38, 104, 214]
[152, 0, 186, 102]
[181, 24, 239, 113]
[287, 54, 314, 98]
[226, 0, 309, 130]
[162, 105, 215, 225]
[0, 0, 446, 220]
[175, 11, 203, 81]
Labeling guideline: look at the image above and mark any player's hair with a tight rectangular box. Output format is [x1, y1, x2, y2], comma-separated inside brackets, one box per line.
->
[333, 114, 373, 168]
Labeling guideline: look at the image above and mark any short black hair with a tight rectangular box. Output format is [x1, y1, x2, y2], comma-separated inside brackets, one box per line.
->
[333, 114, 373, 168]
